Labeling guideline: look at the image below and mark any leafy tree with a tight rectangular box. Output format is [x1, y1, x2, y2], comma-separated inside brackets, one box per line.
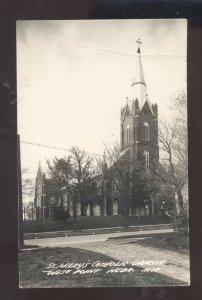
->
[104, 143, 130, 227]
[51, 205, 70, 222]
[47, 156, 77, 227]
[47, 148, 97, 225]
[130, 168, 160, 212]
[69, 146, 97, 216]
[104, 143, 159, 227]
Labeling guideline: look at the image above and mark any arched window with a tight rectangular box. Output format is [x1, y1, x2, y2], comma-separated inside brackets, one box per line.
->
[113, 200, 119, 215]
[113, 179, 118, 192]
[49, 196, 55, 205]
[144, 122, 149, 141]
[144, 150, 149, 172]
[127, 124, 130, 143]
[97, 182, 101, 195]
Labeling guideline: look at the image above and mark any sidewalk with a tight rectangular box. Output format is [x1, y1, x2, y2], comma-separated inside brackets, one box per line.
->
[24, 223, 172, 240]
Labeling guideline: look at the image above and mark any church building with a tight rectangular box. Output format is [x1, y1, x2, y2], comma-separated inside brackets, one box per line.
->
[101, 39, 160, 217]
[34, 40, 162, 220]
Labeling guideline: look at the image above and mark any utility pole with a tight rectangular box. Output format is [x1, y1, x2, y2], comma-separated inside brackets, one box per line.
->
[31, 203, 34, 220]
[17, 134, 24, 247]
[23, 207, 26, 220]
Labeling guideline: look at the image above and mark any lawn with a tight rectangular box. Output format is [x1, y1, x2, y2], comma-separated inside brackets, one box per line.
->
[23, 215, 170, 233]
[19, 246, 186, 288]
[135, 233, 189, 254]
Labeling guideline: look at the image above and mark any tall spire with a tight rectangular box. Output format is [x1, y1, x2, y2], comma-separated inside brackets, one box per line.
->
[130, 39, 148, 109]
[37, 160, 44, 178]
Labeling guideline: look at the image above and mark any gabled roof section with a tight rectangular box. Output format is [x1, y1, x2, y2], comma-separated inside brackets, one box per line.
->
[36, 161, 44, 179]
[121, 102, 131, 121]
[108, 147, 130, 174]
[141, 98, 154, 115]
[120, 147, 130, 158]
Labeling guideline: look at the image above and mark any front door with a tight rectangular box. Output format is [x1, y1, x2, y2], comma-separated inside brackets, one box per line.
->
[113, 200, 119, 215]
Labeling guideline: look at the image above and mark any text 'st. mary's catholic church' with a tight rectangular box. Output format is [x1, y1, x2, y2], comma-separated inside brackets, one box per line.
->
[35, 40, 162, 219]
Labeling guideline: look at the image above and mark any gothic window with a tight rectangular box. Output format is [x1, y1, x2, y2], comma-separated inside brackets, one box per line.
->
[144, 122, 149, 141]
[97, 182, 101, 195]
[113, 179, 118, 192]
[113, 199, 119, 215]
[144, 150, 149, 172]
[49, 196, 55, 205]
[127, 124, 130, 143]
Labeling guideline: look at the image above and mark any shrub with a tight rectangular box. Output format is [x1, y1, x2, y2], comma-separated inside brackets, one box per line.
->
[175, 209, 189, 235]
[52, 205, 70, 222]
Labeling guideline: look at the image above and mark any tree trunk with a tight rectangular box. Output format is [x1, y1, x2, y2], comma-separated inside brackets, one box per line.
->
[172, 199, 177, 232]
[73, 198, 77, 231]
[73, 213, 77, 231]
[123, 194, 129, 228]
[176, 187, 184, 212]
[59, 190, 64, 208]
[80, 194, 85, 216]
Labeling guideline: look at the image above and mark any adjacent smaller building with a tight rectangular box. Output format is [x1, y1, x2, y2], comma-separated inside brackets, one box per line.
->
[34, 162, 60, 220]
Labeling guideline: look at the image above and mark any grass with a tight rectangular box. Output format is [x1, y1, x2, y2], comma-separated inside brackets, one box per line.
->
[20, 244, 40, 250]
[19, 246, 186, 288]
[23, 215, 170, 233]
[135, 233, 189, 254]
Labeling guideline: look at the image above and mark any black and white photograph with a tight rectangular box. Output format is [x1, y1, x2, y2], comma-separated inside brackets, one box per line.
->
[17, 19, 189, 288]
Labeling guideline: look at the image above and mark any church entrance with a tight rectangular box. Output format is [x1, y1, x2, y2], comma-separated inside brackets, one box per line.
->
[112, 200, 119, 216]
[86, 205, 91, 216]
[86, 203, 93, 216]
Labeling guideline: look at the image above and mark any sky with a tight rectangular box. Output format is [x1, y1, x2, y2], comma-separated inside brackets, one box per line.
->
[17, 19, 187, 194]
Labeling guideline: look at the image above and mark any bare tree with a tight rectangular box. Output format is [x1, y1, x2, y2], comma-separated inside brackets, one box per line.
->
[169, 91, 188, 173]
[23, 200, 35, 220]
[158, 92, 188, 213]
[21, 168, 35, 202]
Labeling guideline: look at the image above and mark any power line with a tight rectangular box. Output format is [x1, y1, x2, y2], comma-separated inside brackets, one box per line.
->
[67, 43, 185, 59]
[21, 141, 69, 151]
[20, 140, 103, 158]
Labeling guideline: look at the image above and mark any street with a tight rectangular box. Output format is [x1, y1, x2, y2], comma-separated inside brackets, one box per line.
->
[25, 228, 173, 247]
[25, 228, 190, 284]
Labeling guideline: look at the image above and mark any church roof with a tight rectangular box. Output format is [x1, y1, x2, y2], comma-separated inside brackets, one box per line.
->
[131, 45, 146, 87]
[128, 39, 150, 112]
[36, 161, 44, 179]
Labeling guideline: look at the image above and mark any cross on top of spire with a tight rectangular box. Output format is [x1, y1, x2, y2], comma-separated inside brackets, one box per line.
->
[136, 38, 142, 53]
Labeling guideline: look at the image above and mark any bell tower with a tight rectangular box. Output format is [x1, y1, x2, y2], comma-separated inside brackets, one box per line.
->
[120, 39, 159, 169]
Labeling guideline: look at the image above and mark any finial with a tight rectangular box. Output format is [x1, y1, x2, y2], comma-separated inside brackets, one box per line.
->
[136, 38, 142, 53]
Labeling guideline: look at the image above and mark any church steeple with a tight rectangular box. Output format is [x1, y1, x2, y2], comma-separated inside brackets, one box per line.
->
[130, 39, 148, 110]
